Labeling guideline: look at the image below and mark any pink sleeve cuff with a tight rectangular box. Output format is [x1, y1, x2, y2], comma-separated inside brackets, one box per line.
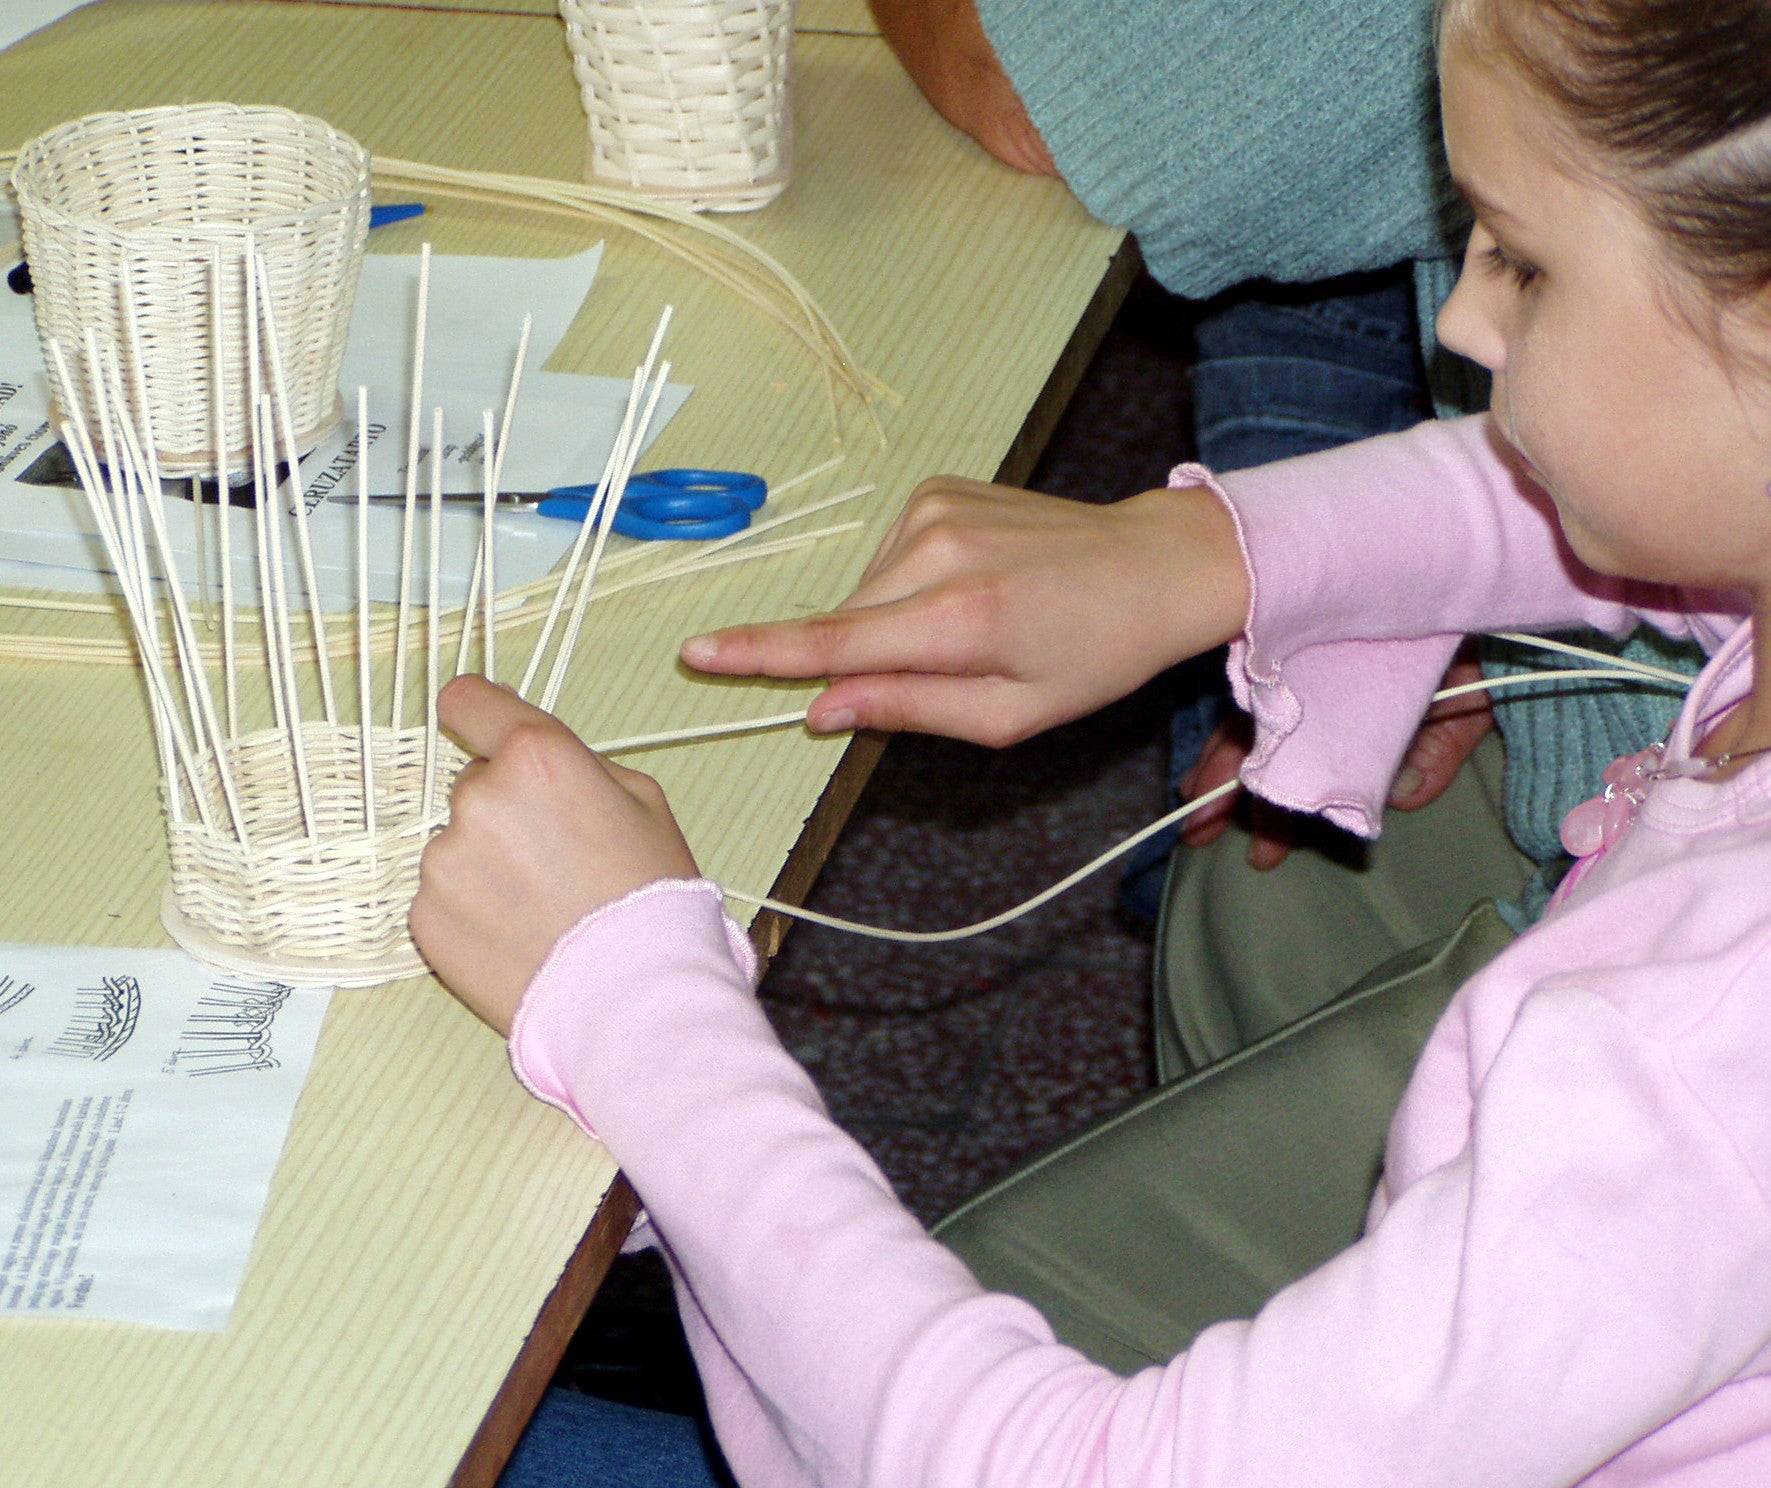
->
[1166, 460, 1444, 837]
[507, 877, 757, 1135]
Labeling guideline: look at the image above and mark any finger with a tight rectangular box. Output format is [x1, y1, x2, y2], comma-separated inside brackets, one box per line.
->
[1245, 812, 1295, 871]
[1389, 702, 1494, 809]
[1178, 778, 1243, 844]
[1180, 810, 1234, 849]
[437, 674, 561, 760]
[807, 672, 1038, 747]
[1426, 648, 1486, 712]
[1180, 727, 1247, 800]
[681, 590, 998, 683]
[1177, 733, 1248, 846]
[852, 490, 927, 590]
[1187, 745, 1244, 797]
[445, 755, 490, 804]
[841, 478, 1015, 598]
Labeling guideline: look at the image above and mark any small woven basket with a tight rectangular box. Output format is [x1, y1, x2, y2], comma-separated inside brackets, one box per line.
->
[10, 103, 370, 477]
[559, 0, 795, 211]
[160, 725, 467, 990]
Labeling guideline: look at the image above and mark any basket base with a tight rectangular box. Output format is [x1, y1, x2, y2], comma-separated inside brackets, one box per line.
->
[582, 136, 788, 212]
[161, 883, 427, 991]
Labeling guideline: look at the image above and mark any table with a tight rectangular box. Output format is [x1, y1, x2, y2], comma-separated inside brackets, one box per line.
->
[0, 3, 1130, 1482]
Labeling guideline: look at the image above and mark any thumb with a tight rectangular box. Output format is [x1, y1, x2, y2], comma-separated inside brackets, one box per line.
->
[1389, 702, 1493, 809]
[809, 673, 1039, 748]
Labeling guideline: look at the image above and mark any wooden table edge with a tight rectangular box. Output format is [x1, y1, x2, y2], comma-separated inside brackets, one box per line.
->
[449, 1174, 641, 1488]
[449, 229, 1139, 1488]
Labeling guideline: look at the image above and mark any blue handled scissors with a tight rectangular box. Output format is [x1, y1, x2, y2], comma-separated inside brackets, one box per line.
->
[537, 468, 767, 541]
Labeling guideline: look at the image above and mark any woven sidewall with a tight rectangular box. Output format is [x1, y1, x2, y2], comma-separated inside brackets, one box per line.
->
[11, 103, 371, 476]
[165, 724, 466, 964]
[559, 0, 794, 211]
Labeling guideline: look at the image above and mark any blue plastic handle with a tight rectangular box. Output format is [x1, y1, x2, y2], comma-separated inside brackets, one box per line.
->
[369, 202, 426, 229]
[614, 490, 751, 541]
[627, 468, 767, 511]
[536, 469, 767, 540]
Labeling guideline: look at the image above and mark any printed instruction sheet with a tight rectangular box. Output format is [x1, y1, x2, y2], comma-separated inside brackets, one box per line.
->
[0, 244, 692, 605]
[0, 945, 330, 1331]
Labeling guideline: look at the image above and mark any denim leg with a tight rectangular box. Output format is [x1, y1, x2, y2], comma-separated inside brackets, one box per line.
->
[1120, 267, 1428, 923]
[499, 1388, 733, 1488]
[1189, 270, 1428, 471]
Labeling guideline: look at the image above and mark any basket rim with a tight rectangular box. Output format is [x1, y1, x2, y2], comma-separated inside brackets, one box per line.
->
[9, 101, 372, 243]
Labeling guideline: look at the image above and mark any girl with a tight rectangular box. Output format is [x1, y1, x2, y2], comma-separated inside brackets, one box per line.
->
[411, 0, 1771, 1481]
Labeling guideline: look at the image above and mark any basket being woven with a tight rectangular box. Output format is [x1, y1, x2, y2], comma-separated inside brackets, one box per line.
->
[160, 724, 467, 990]
[560, 0, 795, 211]
[11, 103, 370, 477]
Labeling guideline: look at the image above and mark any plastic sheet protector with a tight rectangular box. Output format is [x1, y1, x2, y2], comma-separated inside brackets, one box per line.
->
[0, 944, 330, 1331]
[0, 244, 692, 605]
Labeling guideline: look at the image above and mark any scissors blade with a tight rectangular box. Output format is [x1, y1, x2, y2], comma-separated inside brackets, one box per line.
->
[326, 490, 543, 508]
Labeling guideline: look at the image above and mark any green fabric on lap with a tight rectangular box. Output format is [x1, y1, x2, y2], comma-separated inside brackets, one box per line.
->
[935, 902, 1517, 1372]
[1155, 730, 1531, 1077]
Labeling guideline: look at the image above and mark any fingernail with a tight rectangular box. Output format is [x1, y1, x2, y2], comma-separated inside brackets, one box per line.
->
[1389, 766, 1424, 803]
[810, 708, 856, 734]
[680, 635, 717, 667]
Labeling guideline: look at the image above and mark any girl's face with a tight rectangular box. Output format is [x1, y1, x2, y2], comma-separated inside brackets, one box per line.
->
[1436, 35, 1771, 594]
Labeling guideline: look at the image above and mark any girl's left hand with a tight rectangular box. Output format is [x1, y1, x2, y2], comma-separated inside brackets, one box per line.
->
[410, 675, 699, 1036]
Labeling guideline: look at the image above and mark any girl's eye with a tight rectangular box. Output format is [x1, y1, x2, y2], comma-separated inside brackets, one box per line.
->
[1481, 242, 1541, 290]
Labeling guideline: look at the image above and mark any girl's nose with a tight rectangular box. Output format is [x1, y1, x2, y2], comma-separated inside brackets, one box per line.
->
[1437, 227, 1509, 374]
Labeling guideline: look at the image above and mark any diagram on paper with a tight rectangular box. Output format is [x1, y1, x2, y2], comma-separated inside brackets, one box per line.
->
[167, 980, 293, 1076]
[0, 976, 34, 1019]
[45, 976, 142, 1061]
[0, 943, 331, 1329]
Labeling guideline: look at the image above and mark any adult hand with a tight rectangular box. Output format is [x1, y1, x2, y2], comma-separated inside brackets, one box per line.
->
[681, 477, 1250, 749]
[868, 0, 1058, 176]
[410, 676, 699, 1036]
[1179, 648, 1496, 870]
[1386, 649, 1494, 809]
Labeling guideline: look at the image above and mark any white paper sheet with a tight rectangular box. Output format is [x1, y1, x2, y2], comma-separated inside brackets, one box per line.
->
[0, 247, 691, 606]
[0, 0, 91, 55]
[0, 945, 330, 1331]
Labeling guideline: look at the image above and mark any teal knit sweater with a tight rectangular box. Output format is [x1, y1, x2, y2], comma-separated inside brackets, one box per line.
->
[978, 0, 1706, 916]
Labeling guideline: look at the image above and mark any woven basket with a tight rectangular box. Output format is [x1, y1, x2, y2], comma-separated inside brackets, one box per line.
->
[559, 0, 795, 211]
[159, 724, 467, 990]
[10, 103, 370, 478]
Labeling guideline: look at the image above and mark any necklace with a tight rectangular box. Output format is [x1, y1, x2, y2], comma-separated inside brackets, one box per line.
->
[1647, 740, 1771, 780]
[1560, 738, 1771, 859]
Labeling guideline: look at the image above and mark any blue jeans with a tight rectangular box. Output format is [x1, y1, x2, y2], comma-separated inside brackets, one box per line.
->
[1188, 267, 1427, 472]
[1121, 267, 1428, 921]
[500, 1387, 731, 1488]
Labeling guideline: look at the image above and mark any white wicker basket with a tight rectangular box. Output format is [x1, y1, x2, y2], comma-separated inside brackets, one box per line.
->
[160, 724, 468, 990]
[559, 0, 795, 211]
[11, 103, 370, 477]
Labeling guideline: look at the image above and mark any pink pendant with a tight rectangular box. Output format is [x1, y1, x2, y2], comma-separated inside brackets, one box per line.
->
[1559, 794, 1611, 858]
[1558, 743, 1665, 860]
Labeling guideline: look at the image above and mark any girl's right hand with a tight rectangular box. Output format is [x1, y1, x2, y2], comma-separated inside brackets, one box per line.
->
[680, 476, 1250, 748]
[410, 676, 699, 1036]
